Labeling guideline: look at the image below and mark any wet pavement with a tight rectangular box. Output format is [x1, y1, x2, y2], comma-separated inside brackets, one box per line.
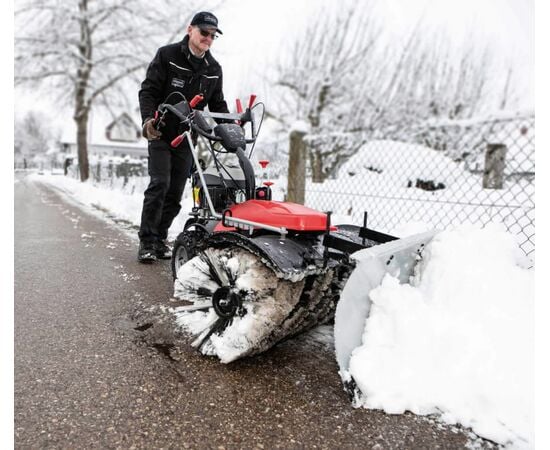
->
[14, 173, 494, 449]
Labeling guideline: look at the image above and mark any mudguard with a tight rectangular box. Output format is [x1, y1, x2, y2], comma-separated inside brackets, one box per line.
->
[334, 230, 438, 398]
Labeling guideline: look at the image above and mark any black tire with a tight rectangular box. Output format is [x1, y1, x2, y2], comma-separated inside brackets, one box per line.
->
[171, 233, 192, 280]
[171, 223, 209, 279]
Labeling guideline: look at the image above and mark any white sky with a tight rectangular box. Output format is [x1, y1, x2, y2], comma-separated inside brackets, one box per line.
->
[212, 0, 534, 108]
[13, 0, 534, 121]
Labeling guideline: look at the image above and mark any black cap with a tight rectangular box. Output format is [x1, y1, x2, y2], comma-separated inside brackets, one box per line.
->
[190, 11, 222, 35]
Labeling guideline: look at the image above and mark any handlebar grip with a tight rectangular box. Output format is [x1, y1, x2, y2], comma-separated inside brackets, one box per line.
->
[171, 134, 185, 148]
[248, 94, 257, 109]
[236, 98, 243, 114]
[189, 94, 204, 108]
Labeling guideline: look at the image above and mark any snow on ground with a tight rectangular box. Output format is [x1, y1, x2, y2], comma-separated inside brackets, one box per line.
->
[27, 171, 194, 242]
[346, 224, 534, 448]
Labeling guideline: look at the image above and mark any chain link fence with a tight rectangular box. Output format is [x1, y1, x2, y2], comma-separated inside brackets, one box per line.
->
[304, 113, 535, 261]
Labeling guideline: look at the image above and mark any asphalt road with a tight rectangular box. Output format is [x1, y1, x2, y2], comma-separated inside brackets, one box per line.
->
[14, 173, 492, 449]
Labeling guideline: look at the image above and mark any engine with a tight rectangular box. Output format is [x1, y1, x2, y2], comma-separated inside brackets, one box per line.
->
[193, 164, 247, 212]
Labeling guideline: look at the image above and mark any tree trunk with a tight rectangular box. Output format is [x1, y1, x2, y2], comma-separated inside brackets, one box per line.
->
[287, 130, 307, 204]
[76, 114, 90, 181]
[75, 0, 92, 182]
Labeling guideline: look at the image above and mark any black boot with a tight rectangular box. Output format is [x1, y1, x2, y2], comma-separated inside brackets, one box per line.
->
[155, 240, 172, 260]
[138, 241, 157, 263]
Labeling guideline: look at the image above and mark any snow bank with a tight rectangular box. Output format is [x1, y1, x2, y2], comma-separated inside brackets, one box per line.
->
[348, 224, 534, 448]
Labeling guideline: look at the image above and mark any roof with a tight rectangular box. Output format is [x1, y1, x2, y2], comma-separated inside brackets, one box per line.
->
[60, 107, 147, 149]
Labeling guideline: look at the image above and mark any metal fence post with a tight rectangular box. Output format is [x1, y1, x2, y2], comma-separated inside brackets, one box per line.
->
[122, 162, 129, 187]
[483, 143, 507, 189]
[287, 130, 306, 204]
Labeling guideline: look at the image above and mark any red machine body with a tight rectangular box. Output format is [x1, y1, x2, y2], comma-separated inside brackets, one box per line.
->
[213, 200, 338, 232]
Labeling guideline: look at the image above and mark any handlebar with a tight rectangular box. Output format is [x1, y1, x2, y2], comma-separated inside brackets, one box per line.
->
[157, 99, 257, 148]
[190, 116, 256, 144]
[190, 120, 223, 142]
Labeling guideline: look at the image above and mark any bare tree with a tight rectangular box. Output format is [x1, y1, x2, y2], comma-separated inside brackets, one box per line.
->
[377, 32, 521, 155]
[271, 2, 517, 182]
[269, 2, 381, 182]
[15, 0, 210, 181]
[388, 35, 493, 122]
[14, 112, 53, 157]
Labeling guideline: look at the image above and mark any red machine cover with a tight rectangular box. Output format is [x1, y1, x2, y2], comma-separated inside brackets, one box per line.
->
[214, 200, 337, 232]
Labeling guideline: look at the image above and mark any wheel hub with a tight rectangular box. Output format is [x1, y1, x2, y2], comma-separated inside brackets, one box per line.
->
[212, 286, 242, 319]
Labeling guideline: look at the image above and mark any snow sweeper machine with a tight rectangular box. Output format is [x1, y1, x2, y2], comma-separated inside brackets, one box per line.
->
[156, 93, 436, 399]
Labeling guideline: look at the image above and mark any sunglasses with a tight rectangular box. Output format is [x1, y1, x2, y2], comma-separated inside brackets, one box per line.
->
[198, 28, 218, 40]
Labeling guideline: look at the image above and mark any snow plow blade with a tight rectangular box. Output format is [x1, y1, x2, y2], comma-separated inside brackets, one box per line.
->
[334, 230, 437, 401]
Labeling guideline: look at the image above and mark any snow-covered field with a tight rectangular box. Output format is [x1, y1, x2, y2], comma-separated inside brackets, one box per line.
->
[26, 164, 534, 448]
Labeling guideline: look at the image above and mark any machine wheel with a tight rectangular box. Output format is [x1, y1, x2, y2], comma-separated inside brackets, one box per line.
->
[171, 223, 209, 280]
[171, 235, 192, 280]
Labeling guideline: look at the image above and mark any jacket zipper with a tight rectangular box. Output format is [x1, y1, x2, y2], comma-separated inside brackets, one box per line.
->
[169, 61, 192, 72]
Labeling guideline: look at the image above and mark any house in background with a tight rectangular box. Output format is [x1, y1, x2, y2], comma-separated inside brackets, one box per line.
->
[60, 109, 147, 160]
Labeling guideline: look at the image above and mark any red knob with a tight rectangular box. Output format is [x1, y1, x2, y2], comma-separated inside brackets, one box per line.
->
[257, 190, 265, 198]
[263, 181, 274, 187]
[259, 160, 269, 169]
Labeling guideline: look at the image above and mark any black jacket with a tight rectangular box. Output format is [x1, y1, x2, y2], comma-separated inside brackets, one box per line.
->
[139, 35, 229, 143]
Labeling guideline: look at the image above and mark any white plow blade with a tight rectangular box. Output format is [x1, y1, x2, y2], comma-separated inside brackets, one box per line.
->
[334, 230, 437, 390]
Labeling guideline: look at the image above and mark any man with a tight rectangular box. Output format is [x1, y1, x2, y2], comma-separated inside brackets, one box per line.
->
[137, 11, 229, 263]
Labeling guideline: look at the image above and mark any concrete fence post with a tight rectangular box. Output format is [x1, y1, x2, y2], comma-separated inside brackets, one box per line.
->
[483, 143, 507, 189]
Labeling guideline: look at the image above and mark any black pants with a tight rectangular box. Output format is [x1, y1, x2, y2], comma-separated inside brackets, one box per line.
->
[138, 139, 193, 243]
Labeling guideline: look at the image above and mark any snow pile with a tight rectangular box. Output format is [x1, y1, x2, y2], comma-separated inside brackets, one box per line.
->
[338, 140, 465, 188]
[348, 224, 534, 448]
